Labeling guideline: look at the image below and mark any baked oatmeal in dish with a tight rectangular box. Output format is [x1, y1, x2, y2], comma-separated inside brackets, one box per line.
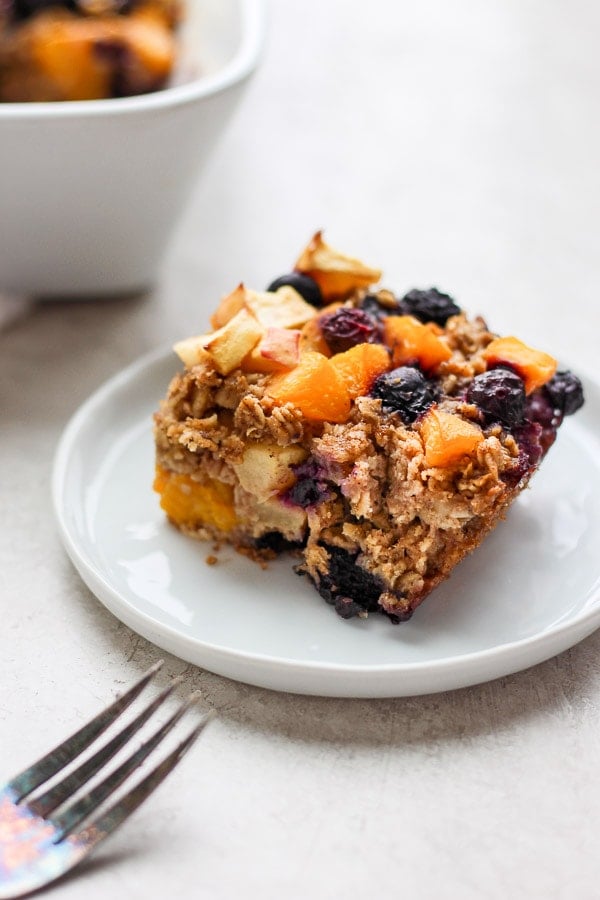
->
[0, 0, 181, 101]
[153, 233, 585, 622]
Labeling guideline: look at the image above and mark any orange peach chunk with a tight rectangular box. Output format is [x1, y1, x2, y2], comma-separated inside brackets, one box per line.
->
[267, 351, 351, 423]
[420, 409, 484, 467]
[383, 315, 452, 372]
[330, 342, 391, 399]
[482, 336, 557, 394]
[299, 316, 333, 357]
[294, 231, 382, 301]
[0, 10, 177, 102]
[153, 468, 238, 532]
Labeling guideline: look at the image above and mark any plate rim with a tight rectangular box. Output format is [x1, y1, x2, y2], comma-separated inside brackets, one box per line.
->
[52, 346, 600, 697]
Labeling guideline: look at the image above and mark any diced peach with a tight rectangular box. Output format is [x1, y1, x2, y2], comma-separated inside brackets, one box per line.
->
[294, 231, 382, 301]
[482, 336, 557, 394]
[241, 327, 301, 374]
[299, 316, 333, 357]
[299, 302, 345, 356]
[240, 348, 290, 375]
[330, 342, 391, 399]
[267, 351, 352, 423]
[420, 409, 484, 467]
[0, 11, 176, 102]
[383, 315, 452, 372]
[153, 468, 238, 532]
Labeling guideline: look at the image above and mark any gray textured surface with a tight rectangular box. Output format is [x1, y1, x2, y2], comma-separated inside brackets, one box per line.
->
[1, 2, 600, 897]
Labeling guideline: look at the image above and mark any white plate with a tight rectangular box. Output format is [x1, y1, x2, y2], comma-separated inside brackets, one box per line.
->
[53, 348, 600, 698]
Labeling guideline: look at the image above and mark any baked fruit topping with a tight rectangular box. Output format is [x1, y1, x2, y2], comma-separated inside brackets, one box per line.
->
[482, 336, 557, 394]
[383, 315, 452, 372]
[267, 272, 323, 308]
[0, 0, 180, 101]
[400, 287, 461, 326]
[294, 231, 382, 301]
[319, 307, 380, 354]
[154, 232, 585, 623]
[466, 368, 527, 428]
[370, 366, 436, 423]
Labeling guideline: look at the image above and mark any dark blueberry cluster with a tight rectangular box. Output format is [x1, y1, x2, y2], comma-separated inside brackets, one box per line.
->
[267, 272, 323, 308]
[508, 420, 545, 486]
[371, 366, 436, 423]
[543, 371, 584, 417]
[284, 459, 329, 509]
[312, 544, 384, 619]
[466, 368, 526, 429]
[523, 391, 562, 457]
[319, 307, 380, 354]
[8, 0, 132, 19]
[359, 293, 402, 322]
[400, 288, 461, 326]
[254, 532, 301, 554]
[9, 0, 70, 19]
[498, 372, 585, 484]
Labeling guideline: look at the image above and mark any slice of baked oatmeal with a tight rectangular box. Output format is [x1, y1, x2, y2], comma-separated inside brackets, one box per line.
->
[153, 233, 584, 622]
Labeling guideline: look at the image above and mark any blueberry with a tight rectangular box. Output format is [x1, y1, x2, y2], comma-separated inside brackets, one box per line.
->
[371, 366, 436, 423]
[525, 395, 558, 455]
[283, 459, 329, 509]
[319, 307, 380, 354]
[360, 293, 402, 322]
[267, 272, 323, 307]
[526, 391, 557, 428]
[12, 0, 76, 18]
[508, 421, 545, 485]
[315, 544, 383, 617]
[254, 532, 301, 553]
[466, 368, 526, 428]
[543, 371, 584, 417]
[400, 288, 461, 326]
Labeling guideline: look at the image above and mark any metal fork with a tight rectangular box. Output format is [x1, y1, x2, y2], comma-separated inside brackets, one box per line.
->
[0, 661, 212, 899]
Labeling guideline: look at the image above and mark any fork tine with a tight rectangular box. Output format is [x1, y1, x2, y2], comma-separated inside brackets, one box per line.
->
[75, 712, 214, 851]
[27, 677, 183, 819]
[7, 661, 163, 801]
[51, 693, 203, 841]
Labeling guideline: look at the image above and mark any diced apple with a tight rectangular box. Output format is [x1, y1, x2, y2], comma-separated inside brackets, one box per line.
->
[294, 231, 382, 301]
[241, 327, 301, 374]
[233, 443, 307, 502]
[175, 308, 263, 376]
[420, 409, 484, 467]
[251, 498, 307, 541]
[246, 287, 316, 329]
[259, 327, 301, 366]
[211, 283, 247, 329]
[482, 336, 557, 394]
[172, 335, 212, 369]
[212, 283, 316, 331]
[206, 309, 264, 375]
[240, 349, 289, 375]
